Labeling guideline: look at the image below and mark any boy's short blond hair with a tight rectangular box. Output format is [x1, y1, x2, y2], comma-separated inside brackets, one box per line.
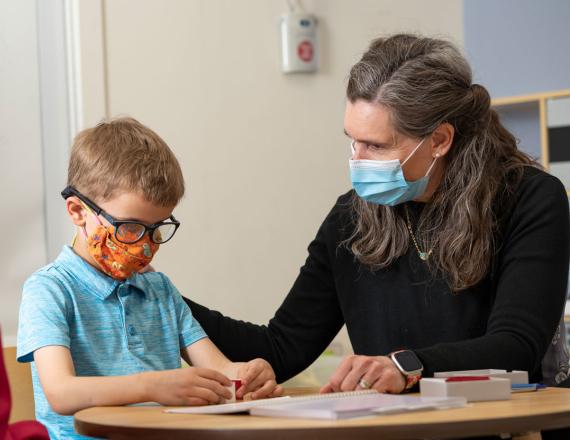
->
[67, 117, 184, 206]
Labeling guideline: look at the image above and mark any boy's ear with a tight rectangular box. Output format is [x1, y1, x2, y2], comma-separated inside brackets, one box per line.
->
[66, 197, 87, 227]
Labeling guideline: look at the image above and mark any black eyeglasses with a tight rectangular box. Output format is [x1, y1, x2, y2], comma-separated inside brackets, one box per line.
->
[61, 186, 180, 244]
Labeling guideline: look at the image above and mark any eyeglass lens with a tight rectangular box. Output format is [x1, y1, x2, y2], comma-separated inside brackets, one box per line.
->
[115, 222, 176, 244]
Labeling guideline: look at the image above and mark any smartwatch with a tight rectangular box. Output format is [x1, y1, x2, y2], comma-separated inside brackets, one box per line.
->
[389, 350, 423, 391]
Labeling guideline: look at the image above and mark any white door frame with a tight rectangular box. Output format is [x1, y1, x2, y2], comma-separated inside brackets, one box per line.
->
[36, 0, 108, 261]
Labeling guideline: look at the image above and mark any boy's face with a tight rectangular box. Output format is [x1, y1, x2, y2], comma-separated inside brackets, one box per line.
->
[66, 191, 176, 271]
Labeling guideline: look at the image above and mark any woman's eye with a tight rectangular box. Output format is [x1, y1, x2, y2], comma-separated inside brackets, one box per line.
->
[366, 144, 384, 151]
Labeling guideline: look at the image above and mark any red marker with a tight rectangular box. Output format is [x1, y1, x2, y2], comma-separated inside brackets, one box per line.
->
[446, 376, 490, 382]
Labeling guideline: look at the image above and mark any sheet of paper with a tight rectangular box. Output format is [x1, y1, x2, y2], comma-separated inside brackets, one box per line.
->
[164, 396, 292, 414]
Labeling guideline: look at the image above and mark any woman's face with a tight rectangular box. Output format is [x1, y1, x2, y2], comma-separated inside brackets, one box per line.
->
[344, 99, 436, 183]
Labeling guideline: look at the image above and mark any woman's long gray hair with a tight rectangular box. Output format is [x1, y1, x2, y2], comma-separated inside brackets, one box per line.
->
[345, 34, 535, 291]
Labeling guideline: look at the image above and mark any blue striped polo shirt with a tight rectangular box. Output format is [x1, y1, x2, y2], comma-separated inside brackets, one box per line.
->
[17, 245, 207, 439]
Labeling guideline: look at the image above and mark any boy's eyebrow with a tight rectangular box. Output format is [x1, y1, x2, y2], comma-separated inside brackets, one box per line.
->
[114, 216, 141, 222]
[113, 215, 171, 224]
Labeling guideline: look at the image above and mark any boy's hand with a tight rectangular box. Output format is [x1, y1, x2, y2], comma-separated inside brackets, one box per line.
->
[235, 358, 283, 400]
[145, 367, 232, 406]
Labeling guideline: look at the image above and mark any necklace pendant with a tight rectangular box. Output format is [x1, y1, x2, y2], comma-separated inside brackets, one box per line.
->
[419, 252, 429, 261]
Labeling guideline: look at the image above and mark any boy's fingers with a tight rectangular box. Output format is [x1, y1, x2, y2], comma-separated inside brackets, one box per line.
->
[235, 386, 246, 400]
[240, 373, 269, 396]
[188, 386, 225, 404]
[184, 397, 209, 406]
[320, 383, 334, 394]
[236, 363, 266, 398]
[197, 377, 232, 400]
[195, 368, 232, 386]
[270, 385, 284, 397]
[250, 380, 278, 400]
[236, 380, 255, 399]
[239, 362, 260, 385]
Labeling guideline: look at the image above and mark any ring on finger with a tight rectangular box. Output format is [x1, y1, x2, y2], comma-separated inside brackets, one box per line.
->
[358, 378, 372, 389]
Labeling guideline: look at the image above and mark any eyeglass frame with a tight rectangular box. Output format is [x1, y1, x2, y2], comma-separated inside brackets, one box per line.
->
[61, 186, 180, 244]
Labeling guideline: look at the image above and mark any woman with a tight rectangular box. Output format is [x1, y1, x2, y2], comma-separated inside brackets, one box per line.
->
[185, 34, 569, 399]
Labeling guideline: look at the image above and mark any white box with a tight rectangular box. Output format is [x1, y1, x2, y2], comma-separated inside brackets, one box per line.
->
[420, 377, 511, 402]
[225, 380, 241, 403]
[434, 369, 528, 385]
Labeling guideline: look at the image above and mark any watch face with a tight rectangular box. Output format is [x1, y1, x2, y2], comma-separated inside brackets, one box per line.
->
[394, 350, 423, 372]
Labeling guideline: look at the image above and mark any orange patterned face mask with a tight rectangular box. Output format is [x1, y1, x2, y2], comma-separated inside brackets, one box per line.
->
[82, 215, 159, 281]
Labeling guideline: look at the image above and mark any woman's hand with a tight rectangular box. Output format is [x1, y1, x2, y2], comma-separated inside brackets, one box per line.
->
[235, 358, 283, 400]
[144, 367, 232, 406]
[320, 355, 406, 394]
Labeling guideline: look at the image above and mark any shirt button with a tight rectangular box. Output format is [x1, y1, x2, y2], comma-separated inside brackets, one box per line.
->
[125, 308, 130, 316]
[128, 325, 137, 336]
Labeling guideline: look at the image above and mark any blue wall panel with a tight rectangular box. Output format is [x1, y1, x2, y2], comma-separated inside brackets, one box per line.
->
[464, 0, 570, 161]
[464, 0, 570, 97]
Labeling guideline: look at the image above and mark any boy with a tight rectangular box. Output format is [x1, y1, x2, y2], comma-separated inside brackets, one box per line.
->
[17, 117, 282, 439]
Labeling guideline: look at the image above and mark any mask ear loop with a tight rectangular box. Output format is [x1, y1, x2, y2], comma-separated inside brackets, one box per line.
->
[401, 138, 441, 178]
[424, 152, 441, 177]
[401, 138, 426, 167]
[71, 200, 102, 246]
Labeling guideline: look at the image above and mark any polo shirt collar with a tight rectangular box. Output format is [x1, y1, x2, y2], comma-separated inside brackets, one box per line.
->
[56, 246, 119, 300]
[56, 246, 152, 300]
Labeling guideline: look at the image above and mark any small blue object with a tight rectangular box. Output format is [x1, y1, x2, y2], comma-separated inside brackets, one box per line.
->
[511, 383, 546, 392]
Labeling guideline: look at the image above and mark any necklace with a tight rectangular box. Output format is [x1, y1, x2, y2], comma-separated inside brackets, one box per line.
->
[404, 205, 433, 261]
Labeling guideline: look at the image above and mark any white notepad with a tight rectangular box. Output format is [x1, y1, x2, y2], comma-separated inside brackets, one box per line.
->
[250, 393, 466, 420]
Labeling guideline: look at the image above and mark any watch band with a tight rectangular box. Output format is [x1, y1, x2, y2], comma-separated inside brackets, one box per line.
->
[402, 371, 421, 391]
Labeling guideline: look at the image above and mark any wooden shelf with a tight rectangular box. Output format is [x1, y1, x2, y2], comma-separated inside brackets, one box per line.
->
[492, 88, 570, 195]
[492, 89, 570, 107]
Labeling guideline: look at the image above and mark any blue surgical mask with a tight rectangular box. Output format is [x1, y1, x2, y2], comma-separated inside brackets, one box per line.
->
[349, 138, 438, 206]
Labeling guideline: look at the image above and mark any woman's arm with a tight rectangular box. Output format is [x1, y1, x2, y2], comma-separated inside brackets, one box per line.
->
[415, 172, 569, 379]
[185, 197, 350, 383]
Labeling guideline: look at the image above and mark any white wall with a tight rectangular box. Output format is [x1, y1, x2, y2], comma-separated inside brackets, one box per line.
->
[0, 0, 47, 344]
[78, 0, 464, 353]
[1, 0, 464, 353]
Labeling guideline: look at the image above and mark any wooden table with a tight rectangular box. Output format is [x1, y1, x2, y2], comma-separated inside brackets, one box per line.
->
[74, 387, 570, 439]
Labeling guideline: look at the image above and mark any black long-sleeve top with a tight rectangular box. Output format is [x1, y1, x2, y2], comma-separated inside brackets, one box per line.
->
[185, 166, 569, 383]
